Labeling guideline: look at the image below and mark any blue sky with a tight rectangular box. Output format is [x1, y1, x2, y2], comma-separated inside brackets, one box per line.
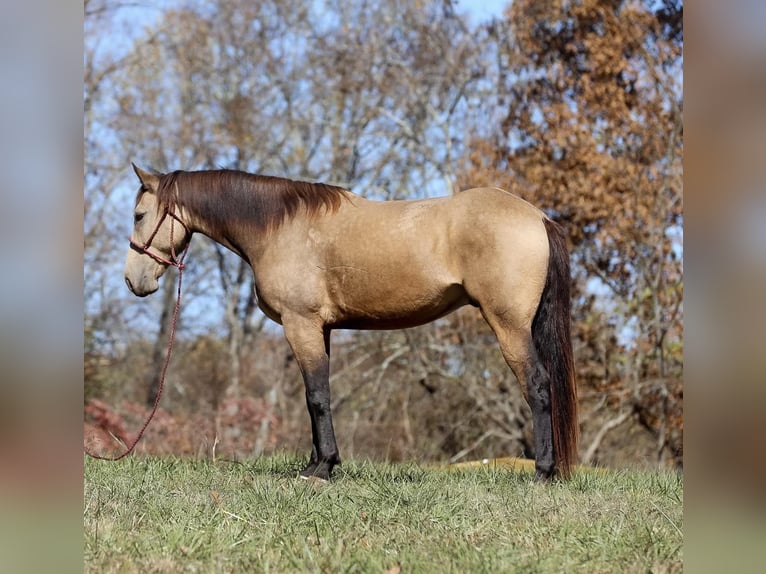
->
[99, 0, 512, 75]
[458, 0, 509, 23]
[109, 0, 511, 39]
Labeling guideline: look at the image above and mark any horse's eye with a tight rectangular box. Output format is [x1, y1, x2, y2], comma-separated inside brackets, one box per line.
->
[134, 212, 145, 224]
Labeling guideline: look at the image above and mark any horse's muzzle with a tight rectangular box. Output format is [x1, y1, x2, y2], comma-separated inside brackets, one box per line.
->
[124, 275, 154, 297]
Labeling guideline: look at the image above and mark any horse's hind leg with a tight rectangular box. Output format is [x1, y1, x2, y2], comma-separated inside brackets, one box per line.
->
[282, 315, 340, 480]
[484, 320, 556, 480]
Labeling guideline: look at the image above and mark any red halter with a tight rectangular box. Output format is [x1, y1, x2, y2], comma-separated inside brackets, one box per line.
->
[128, 209, 191, 269]
[85, 208, 191, 461]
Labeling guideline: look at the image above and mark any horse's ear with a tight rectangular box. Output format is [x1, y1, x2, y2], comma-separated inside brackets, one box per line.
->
[132, 163, 160, 193]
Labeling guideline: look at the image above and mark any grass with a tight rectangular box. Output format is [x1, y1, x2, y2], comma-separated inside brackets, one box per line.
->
[84, 454, 682, 573]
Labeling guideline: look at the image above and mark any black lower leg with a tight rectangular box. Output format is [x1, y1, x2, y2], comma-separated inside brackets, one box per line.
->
[299, 359, 340, 480]
[526, 350, 556, 481]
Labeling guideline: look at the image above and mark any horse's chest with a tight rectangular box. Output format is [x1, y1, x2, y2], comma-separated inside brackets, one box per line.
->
[253, 283, 283, 324]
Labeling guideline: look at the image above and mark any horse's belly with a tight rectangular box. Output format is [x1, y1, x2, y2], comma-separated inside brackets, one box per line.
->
[326, 282, 470, 330]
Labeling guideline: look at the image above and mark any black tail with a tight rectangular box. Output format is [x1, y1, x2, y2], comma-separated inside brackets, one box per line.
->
[532, 218, 578, 477]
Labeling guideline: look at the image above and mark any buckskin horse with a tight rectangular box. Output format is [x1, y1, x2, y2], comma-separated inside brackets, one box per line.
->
[124, 164, 578, 481]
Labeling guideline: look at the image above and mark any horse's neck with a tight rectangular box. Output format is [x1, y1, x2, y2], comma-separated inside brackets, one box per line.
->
[185, 204, 261, 264]
[185, 181, 357, 265]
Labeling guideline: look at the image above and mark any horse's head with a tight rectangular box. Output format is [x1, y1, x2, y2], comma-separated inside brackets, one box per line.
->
[124, 164, 191, 297]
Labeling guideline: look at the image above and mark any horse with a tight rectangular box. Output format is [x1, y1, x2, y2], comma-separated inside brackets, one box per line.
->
[124, 163, 578, 481]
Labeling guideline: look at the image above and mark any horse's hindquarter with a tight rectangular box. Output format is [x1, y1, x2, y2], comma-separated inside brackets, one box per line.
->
[450, 188, 550, 328]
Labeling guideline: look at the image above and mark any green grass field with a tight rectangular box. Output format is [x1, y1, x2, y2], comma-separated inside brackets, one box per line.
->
[84, 455, 682, 573]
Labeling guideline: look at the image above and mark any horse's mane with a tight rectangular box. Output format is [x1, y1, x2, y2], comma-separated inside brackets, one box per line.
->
[154, 169, 349, 234]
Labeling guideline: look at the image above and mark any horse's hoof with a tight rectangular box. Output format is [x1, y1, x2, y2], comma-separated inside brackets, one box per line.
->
[534, 468, 556, 483]
[299, 462, 332, 481]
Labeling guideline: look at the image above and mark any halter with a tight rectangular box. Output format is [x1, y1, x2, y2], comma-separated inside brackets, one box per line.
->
[85, 207, 191, 462]
[129, 209, 191, 269]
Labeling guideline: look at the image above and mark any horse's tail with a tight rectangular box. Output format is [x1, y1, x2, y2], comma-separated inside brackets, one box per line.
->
[532, 218, 578, 477]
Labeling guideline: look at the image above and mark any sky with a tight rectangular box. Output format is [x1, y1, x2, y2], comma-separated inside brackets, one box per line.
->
[110, 0, 512, 46]
[458, 0, 509, 23]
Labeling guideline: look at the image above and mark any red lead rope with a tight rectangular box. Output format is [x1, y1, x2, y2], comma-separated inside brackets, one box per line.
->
[85, 211, 190, 461]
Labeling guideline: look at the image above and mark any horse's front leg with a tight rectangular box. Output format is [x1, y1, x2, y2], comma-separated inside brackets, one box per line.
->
[282, 315, 340, 481]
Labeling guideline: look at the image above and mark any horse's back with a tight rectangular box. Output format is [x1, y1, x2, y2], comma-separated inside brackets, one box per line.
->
[329, 186, 550, 293]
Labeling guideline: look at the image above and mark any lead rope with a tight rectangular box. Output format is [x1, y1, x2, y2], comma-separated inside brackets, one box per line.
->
[85, 215, 190, 461]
